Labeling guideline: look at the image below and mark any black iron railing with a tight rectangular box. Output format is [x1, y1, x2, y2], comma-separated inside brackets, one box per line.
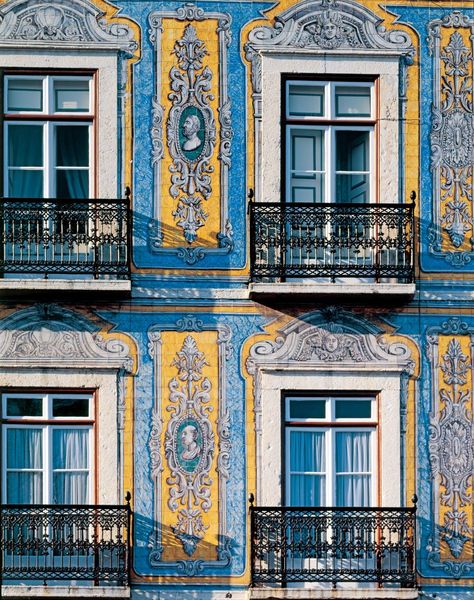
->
[250, 202, 414, 283]
[250, 504, 417, 588]
[0, 198, 130, 278]
[0, 499, 132, 585]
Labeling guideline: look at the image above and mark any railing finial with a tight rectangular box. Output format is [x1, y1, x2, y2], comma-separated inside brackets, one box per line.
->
[125, 491, 132, 506]
[248, 492, 255, 508]
[410, 190, 416, 202]
[411, 493, 418, 508]
[125, 186, 131, 200]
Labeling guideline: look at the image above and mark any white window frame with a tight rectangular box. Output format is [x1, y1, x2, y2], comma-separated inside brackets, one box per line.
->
[4, 74, 94, 199]
[284, 395, 377, 506]
[1, 392, 94, 505]
[285, 80, 375, 205]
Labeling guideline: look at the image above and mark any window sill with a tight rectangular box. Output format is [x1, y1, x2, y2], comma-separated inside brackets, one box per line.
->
[1, 586, 130, 599]
[0, 278, 131, 295]
[250, 588, 418, 600]
[249, 282, 416, 299]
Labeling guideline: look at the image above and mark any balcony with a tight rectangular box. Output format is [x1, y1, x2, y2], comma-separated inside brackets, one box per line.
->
[0, 198, 131, 295]
[250, 504, 417, 596]
[249, 202, 415, 299]
[0, 502, 131, 598]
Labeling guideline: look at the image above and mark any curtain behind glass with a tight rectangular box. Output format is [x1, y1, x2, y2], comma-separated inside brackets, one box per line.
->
[7, 124, 43, 198]
[335, 431, 371, 506]
[289, 430, 325, 506]
[6, 428, 43, 503]
[53, 429, 89, 504]
[55, 126, 89, 199]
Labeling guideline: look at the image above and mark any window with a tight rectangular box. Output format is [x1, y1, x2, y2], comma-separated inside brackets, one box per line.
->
[285, 80, 374, 204]
[1, 392, 93, 504]
[4, 74, 93, 199]
[285, 394, 376, 507]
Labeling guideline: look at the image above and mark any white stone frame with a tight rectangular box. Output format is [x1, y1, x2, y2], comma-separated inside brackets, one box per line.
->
[0, 0, 138, 198]
[245, 0, 415, 204]
[246, 311, 414, 507]
[0, 304, 132, 504]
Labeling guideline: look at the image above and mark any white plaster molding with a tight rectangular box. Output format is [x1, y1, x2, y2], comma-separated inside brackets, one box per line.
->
[0, 0, 137, 53]
[0, 304, 132, 372]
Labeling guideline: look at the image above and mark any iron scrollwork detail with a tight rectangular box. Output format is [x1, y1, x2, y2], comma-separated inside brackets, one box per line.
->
[428, 12, 474, 265]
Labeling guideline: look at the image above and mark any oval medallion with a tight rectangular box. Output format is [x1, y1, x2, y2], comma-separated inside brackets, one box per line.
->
[178, 106, 206, 162]
[176, 417, 204, 474]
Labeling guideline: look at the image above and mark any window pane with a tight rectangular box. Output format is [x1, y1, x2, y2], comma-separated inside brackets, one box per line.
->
[56, 126, 89, 167]
[7, 429, 42, 468]
[290, 430, 325, 471]
[289, 398, 326, 419]
[54, 80, 90, 112]
[7, 79, 43, 111]
[6, 397, 43, 417]
[53, 429, 89, 469]
[8, 125, 43, 166]
[53, 398, 89, 417]
[56, 170, 88, 199]
[290, 474, 325, 506]
[8, 170, 43, 198]
[53, 472, 89, 504]
[336, 174, 369, 203]
[336, 432, 371, 506]
[288, 84, 324, 116]
[7, 472, 43, 504]
[335, 399, 371, 419]
[336, 131, 369, 171]
[336, 86, 371, 117]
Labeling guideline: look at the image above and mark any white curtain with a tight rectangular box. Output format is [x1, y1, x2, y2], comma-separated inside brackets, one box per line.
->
[53, 429, 89, 504]
[6, 428, 43, 504]
[289, 430, 325, 506]
[336, 431, 371, 506]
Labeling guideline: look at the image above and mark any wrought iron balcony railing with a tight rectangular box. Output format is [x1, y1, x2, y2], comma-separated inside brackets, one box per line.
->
[0, 500, 132, 585]
[250, 202, 414, 283]
[0, 198, 130, 278]
[250, 504, 417, 588]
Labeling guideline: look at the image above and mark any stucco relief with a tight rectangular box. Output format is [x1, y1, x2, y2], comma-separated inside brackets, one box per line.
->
[0, 304, 132, 372]
[428, 12, 474, 266]
[426, 318, 474, 577]
[147, 318, 233, 575]
[0, 0, 137, 53]
[148, 3, 234, 263]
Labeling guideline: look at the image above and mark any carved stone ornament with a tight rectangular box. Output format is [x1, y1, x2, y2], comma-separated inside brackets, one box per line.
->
[147, 318, 232, 574]
[0, 304, 132, 372]
[148, 3, 234, 263]
[426, 320, 474, 577]
[245, 0, 414, 94]
[428, 12, 474, 266]
[0, 0, 137, 53]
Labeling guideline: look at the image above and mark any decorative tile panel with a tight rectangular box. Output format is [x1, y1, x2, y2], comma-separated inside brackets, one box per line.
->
[428, 12, 474, 266]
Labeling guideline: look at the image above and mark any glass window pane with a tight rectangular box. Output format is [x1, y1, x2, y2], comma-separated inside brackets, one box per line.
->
[53, 472, 89, 504]
[289, 398, 326, 419]
[336, 86, 371, 117]
[53, 429, 89, 469]
[56, 170, 88, 199]
[288, 84, 324, 116]
[7, 472, 43, 504]
[53, 398, 89, 417]
[336, 131, 369, 171]
[336, 174, 369, 203]
[336, 474, 371, 506]
[8, 170, 43, 198]
[7, 429, 42, 469]
[6, 397, 43, 417]
[7, 79, 43, 111]
[56, 126, 89, 167]
[290, 474, 325, 506]
[336, 399, 371, 419]
[290, 430, 325, 471]
[8, 125, 43, 167]
[54, 79, 90, 112]
[336, 432, 371, 472]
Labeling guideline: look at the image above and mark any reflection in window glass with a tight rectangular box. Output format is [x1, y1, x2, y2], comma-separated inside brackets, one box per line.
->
[335, 86, 371, 117]
[7, 79, 43, 111]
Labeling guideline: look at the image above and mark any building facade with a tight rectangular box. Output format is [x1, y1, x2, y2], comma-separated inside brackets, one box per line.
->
[0, 0, 473, 599]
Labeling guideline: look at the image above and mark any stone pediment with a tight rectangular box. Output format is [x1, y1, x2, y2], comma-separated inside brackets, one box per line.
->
[247, 0, 414, 57]
[0, 0, 137, 53]
[247, 309, 413, 375]
[0, 304, 132, 371]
